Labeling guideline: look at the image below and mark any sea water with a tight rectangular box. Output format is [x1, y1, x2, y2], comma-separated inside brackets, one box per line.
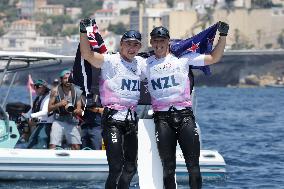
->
[0, 87, 283, 189]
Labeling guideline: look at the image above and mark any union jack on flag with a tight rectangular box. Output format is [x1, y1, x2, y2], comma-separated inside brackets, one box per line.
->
[170, 23, 218, 75]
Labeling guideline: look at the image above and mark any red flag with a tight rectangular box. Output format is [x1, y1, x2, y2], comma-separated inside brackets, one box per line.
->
[27, 74, 35, 95]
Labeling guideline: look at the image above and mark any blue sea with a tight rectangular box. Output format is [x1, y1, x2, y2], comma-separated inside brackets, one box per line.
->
[0, 87, 284, 189]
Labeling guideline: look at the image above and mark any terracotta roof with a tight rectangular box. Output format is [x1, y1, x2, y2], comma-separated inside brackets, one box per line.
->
[96, 9, 113, 13]
[12, 19, 33, 25]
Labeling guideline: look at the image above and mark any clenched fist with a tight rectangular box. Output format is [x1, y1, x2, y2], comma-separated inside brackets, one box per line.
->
[217, 21, 229, 36]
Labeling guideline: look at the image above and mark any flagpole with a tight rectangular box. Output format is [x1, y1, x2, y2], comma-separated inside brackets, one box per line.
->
[29, 86, 33, 108]
[27, 74, 34, 108]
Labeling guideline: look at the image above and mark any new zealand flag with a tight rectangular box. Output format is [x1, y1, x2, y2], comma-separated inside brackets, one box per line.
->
[170, 23, 218, 75]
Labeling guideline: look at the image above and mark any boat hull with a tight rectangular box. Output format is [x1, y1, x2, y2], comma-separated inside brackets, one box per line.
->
[0, 148, 225, 182]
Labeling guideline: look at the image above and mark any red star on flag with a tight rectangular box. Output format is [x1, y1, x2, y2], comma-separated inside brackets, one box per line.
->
[186, 41, 200, 52]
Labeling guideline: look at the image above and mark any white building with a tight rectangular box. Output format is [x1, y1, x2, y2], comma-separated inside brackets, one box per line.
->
[0, 19, 66, 52]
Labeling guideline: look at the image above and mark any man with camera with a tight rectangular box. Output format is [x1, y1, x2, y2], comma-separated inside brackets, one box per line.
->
[48, 69, 82, 150]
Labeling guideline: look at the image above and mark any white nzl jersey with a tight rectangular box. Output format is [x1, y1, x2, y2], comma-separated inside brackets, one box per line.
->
[146, 53, 205, 111]
[100, 53, 146, 119]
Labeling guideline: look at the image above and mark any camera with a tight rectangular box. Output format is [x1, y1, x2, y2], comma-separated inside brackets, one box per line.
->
[65, 103, 75, 113]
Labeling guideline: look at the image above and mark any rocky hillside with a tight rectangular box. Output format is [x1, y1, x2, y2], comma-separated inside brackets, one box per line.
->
[194, 50, 284, 87]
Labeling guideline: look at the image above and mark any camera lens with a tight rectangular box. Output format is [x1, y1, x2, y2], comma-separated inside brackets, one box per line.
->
[65, 103, 74, 112]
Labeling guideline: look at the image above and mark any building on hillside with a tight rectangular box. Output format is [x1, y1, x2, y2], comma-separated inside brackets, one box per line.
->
[102, 0, 137, 15]
[0, 19, 67, 52]
[65, 7, 82, 20]
[18, 0, 64, 19]
[141, 8, 171, 49]
[93, 9, 117, 29]
[19, 0, 35, 19]
[165, 8, 284, 49]
[29, 36, 65, 52]
[0, 19, 37, 51]
[129, 2, 284, 49]
[92, 9, 129, 30]
[93, 0, 137, 30]
[37, 4, 64, 16]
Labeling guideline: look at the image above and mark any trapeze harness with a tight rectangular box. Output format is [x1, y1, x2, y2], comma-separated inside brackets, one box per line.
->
[146, 53, 203, 189]
[99, 53, 144, 189]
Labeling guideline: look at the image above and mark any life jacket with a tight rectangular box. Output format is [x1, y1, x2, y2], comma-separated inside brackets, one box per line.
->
[137, 51, 195, 105]
[32, 91, 49, 113]
[54, 84, 77, 116]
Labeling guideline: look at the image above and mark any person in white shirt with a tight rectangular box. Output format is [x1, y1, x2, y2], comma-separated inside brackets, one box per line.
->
[25, 79, 53, 149]
[80, 18, 146, 189]
[145, 22, 229, 189]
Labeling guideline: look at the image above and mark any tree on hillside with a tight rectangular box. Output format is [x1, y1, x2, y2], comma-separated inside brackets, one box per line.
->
[166, 0, 174, 8]
[39, 15, 73, 36]
[62, 27, 78, 37]
[80, 1, 103, 18]
[108, 22, 128, 35]
[50, 15, 73, 25]
[33, 12, 48, 22]
[0, 27, 5, 37]
[0, 0, 19, 22]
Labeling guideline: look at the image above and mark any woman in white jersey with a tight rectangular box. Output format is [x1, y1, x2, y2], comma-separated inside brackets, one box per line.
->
[80, 18, 146, 189]
[146, 22, 229, 189]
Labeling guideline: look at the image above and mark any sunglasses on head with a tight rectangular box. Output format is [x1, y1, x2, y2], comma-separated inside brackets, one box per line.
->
[122, 30, 142, 41]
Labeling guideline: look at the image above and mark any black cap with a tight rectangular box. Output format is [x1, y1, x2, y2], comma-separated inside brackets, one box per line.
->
[121, 30, 142, 43]
[150, 26, 170, 39]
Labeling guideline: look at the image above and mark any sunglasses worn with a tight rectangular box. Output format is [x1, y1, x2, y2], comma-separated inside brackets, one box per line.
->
[122, 30, 142, 41]
[34, 85, 43, 89]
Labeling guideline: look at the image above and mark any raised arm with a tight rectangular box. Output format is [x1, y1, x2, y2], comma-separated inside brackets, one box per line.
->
[80, 18, 104, 68]
[204, 21, 229, 65]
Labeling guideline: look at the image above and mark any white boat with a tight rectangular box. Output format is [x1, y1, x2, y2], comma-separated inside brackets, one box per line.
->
[265, 84, 284, 88]
[0, 148, 225, 182]
[0, 51, 226, 182]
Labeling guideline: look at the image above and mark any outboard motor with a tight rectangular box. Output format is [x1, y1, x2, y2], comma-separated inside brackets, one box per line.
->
[6, 102, 31, 122]
[6, 102, 31, 142]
